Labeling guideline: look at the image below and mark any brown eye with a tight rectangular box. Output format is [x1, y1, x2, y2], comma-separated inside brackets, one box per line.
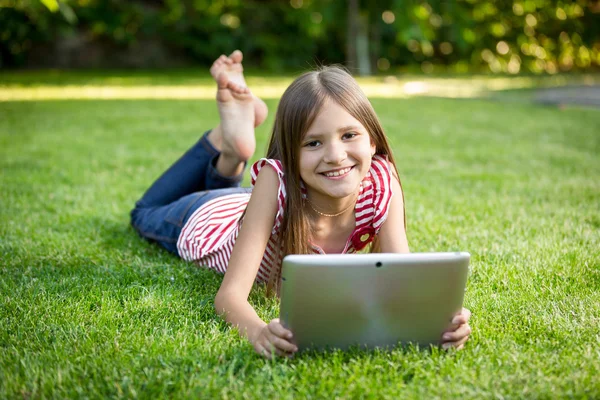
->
[304, 140, 320, 148]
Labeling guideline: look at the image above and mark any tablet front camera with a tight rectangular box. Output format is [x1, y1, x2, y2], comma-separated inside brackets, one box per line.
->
[375, 262, 382, 268]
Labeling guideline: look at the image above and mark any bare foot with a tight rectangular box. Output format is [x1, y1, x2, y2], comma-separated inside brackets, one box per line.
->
[215, 72, 256, 166]
[210, 50, 268, 127]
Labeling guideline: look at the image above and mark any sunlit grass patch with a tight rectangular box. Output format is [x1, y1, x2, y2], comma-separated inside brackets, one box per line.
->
[1, 70, 598, 101]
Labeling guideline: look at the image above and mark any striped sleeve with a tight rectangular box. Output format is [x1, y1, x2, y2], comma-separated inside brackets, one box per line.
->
[370, 155, 393, 232]
[250, 158, 286, 236]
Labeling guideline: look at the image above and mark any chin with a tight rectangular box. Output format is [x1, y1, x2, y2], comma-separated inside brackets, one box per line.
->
[322, 185, 360, 199]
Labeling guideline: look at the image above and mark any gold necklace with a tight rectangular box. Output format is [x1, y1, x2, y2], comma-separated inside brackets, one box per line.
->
[306, 197, 356, 217]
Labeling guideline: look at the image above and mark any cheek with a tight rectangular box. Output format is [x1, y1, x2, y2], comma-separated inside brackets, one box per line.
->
[299, 151, 317, 169]
[354, 141, 375, 160]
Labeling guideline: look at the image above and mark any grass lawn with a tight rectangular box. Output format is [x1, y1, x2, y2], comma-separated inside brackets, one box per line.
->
[1, 71, 599, 398]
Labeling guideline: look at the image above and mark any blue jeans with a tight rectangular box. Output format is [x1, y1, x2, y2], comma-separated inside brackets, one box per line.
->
[130, 131, 252, 255]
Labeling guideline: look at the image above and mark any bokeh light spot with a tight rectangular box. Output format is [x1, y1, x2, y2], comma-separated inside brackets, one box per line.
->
[490, 23, 506, 37]
[407, 39, 420, 52]
[440, 42, 453, 55]
[496, 41, 509, 55]
[462, 28, 476, 43]
[559, 31, 570, 44]
[382, 11, 395, 24]
[513, 3, 524, 15]
[377, 58, 391, 71]
[535, 46, 547, 59]
[421, 61, 434, 73]
[508, 55, 521, 74]
[429, 14, 442, 28]
[481, 49, 495, 63]
[421, 41, 434, 57]
[220, 14, 240, 29]
[545, 61, 557, 74]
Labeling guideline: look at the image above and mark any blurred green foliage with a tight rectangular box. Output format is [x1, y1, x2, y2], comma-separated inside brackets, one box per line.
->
[1, 0, 598, 73]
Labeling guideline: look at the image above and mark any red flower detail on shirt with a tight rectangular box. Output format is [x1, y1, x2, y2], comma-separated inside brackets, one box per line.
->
[350, 226, 376, 251]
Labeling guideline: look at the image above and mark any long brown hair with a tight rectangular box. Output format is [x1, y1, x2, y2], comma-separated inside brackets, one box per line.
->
[265, 65, 405, 295]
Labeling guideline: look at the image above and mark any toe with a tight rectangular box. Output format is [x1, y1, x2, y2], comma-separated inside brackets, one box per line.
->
[221, 55, 233, 65]
[228, 81, 249, 94]
[217, 73, 248, 94]
[216, 72, 229, 89]
[210, 59, 224, 73]
[229, 50, 243, 63]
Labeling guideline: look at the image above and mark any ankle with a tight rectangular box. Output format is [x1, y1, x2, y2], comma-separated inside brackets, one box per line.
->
[215, 153, 245, 177]
[207, 125, 223, 151]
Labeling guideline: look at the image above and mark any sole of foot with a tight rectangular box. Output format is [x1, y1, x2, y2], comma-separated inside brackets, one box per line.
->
[216, 72, 256, 162]
[210, 50, 268, 128]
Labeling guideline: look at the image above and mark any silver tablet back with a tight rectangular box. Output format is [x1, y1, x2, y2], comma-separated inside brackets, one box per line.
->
[279, 252, 470, 351]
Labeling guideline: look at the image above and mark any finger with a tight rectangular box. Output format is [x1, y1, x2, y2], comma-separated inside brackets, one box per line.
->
[442, 323, 471, 342]
[262, 341, 295, 358]
[272, 336, 298, 353]
[268, 319, 294, 340]
[462, 308, 472, 320]
[256, 345, 272, 360]
[266, 331, 298, 353]
[442, 323, 459, 339]
[451, 308, 472, 325]
[445, 310, 471, 330]
[442, 335, 469, 350]
[451, 314, 467, 325]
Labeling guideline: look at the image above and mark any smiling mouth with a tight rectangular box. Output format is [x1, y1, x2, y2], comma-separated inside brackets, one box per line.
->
[321, 166, 354, 177]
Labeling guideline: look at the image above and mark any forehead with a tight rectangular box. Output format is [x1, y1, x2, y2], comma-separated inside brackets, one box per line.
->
[305, 100, 365, 135]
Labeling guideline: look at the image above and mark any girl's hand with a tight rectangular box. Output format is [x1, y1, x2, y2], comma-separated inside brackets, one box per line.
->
[441, 308, 472, 350]
[252, 318, 298, 359]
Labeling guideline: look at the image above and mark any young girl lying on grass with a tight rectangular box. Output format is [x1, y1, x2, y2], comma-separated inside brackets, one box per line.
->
[131, 50, 471, 359]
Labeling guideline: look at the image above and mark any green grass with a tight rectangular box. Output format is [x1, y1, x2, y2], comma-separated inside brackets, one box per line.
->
[1, 71, 599, 399]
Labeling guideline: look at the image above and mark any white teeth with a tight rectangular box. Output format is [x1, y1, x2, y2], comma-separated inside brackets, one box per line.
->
[324, 167, 351, 177]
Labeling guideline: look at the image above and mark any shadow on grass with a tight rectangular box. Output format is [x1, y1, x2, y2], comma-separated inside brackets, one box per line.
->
[2, 214, 461, 374]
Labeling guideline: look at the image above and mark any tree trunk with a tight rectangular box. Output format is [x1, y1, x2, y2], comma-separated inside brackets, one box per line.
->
[356, 11, 371, 75]
[346, 0, 358, 70]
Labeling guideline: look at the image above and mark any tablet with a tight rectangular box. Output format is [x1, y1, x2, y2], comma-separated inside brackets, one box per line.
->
[279, 252, 470, 351]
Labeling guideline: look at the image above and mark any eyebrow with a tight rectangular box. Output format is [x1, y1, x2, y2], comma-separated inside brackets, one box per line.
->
[304, 125, 364, 139]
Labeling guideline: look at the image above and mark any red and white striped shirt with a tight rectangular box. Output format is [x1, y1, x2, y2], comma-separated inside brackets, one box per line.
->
[177, 155, 393, 283]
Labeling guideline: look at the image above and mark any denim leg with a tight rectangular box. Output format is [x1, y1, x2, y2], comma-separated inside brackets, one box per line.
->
[135, 130, 244, 209]
[131, 130, 248, 254]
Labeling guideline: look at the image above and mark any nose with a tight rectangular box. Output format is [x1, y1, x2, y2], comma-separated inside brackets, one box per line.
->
[323, 141, 347, 164]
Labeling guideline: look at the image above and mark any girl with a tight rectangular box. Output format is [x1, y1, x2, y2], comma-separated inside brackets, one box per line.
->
[131, 51, 472, 359]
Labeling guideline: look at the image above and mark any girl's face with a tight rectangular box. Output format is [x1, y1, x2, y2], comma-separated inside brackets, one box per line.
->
[299, 100, 375, 205]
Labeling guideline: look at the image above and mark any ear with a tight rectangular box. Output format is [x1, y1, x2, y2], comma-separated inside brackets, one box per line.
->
[370, 142, 376, 157]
